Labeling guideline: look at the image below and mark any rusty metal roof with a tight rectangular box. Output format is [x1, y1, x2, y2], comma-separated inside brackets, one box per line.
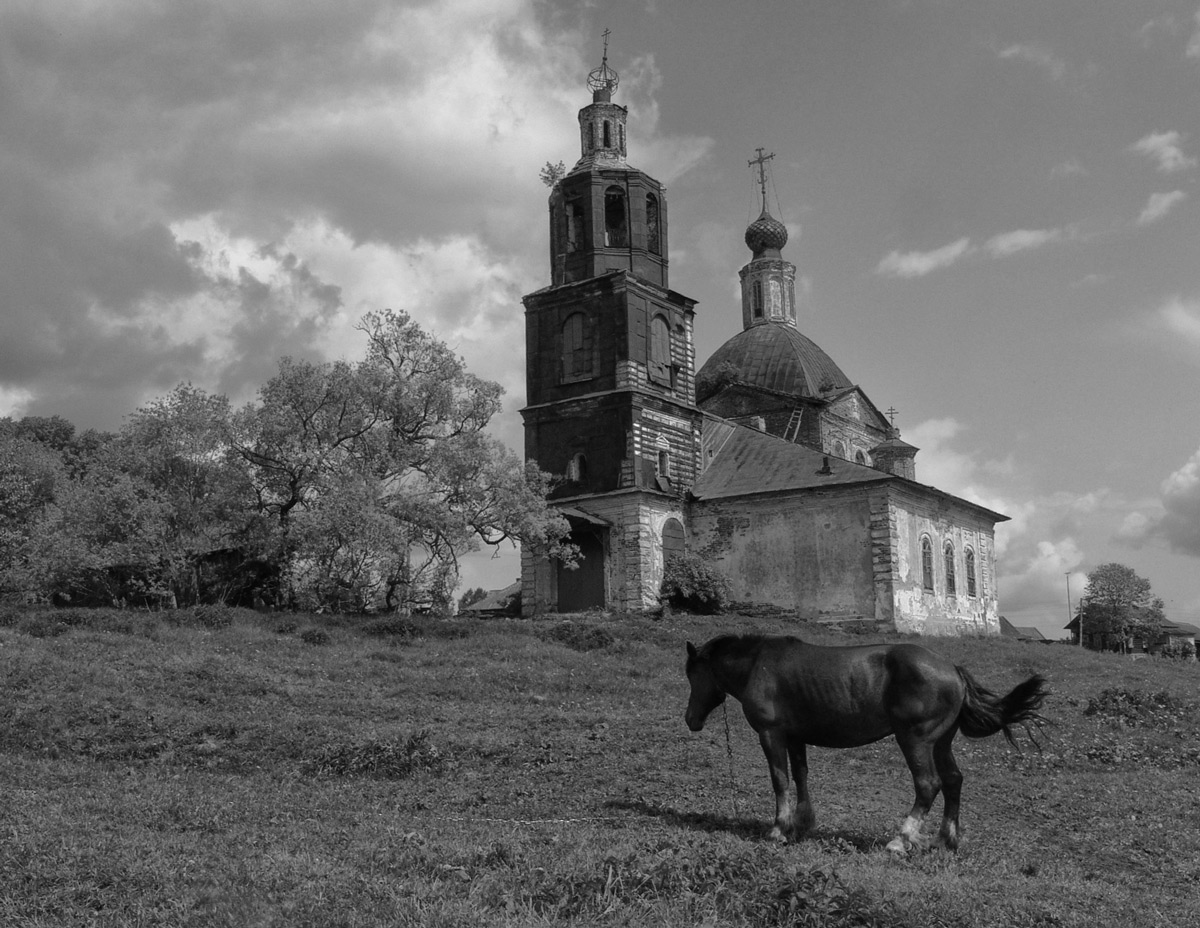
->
[692, 418, 1009, 524]
[697, 322, 853, 398]
[692, 420, 888, 500]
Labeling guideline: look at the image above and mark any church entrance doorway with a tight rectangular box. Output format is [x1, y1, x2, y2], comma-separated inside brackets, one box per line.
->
[558, 527, 606, 612]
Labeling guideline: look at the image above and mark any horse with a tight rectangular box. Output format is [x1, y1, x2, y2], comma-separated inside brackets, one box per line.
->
[684, 634, 1048, 853]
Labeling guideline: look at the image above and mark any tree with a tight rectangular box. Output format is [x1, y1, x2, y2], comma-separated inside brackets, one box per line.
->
[230, 309, 571, 613]
[459, 586, 488, 610]
[119, 384, 261, 604]
[1078, 563, 1165, 653]
[0, 432, 65, 594]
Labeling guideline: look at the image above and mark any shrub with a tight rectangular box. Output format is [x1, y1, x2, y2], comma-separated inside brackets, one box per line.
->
[543, 621, 614, 652]
[1160, 636, 1197, 662]
[661, 553, 729, 614]
[299, 628, 330, 646]
[1085, 687, 1195, 729]
[361, 618, 422, 640]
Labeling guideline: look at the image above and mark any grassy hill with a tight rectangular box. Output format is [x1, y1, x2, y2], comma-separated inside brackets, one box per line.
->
[2, 605, 1198, 927]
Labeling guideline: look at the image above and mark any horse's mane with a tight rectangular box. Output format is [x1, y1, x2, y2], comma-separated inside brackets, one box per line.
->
[701, 633, 767, 664]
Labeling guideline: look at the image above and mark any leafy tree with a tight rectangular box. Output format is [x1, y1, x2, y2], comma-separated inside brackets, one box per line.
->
[12, 415, 76, 452]
[1, 311, 569, 613]
[17, 451, 175, 605]
[1078, 563, 1165, 652]
[231, 309, 571, 613]
[118, 384, 261, 603]
[458, 586, 488, 610]
[0, 433, 65, 593]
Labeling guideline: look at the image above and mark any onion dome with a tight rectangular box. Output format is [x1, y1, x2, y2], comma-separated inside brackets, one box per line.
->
[745, 209, 788, 258]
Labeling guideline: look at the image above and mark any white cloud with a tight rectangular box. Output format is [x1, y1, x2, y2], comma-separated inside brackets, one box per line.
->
[983, 228, 1065, 258]
[0, 385, 35, 419]
[900, 417, 1148, 624]
[875, 237, 972, 278]
[1050, 159, 1086, 179]
[1137, 190, 1188, 225]
[1124, 446, 1200, 557]
[998, 43, 1067, 81]
[1131, 131, 1197, 173]
[1158, 297, 1200, 345]
[1137, 14, 1178, 48]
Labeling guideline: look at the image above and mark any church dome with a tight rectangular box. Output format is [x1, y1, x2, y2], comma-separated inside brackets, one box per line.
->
[697, 322, 853, 398]
[744, 210, 788, 258]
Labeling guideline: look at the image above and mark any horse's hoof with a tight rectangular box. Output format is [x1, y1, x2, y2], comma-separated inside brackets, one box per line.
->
[885, 836, 908, 855]
[768, 826, 790, 844]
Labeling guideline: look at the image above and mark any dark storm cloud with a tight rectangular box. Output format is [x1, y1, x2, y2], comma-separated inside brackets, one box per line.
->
[0, 1, 485, 427]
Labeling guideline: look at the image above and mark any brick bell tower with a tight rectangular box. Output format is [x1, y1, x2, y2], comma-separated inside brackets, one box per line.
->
[521, 38, 702, 614]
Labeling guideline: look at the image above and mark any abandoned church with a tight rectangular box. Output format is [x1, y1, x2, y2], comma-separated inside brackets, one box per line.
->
[519, 53, 1007, 635]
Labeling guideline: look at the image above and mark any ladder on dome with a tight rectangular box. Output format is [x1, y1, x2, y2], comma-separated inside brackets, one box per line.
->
[783, 406, 803, 443]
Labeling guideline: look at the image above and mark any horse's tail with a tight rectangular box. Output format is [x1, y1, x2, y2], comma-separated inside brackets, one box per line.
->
[955, 667, 1049, 745]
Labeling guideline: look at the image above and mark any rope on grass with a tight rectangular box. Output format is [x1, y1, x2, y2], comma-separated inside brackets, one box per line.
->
[722, 701, 741, 819]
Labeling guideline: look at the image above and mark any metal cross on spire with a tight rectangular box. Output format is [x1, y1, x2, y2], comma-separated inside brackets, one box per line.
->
[748, 147, 776, 213]
[588, 28, 619, 96]
[886, 407, 899, 426]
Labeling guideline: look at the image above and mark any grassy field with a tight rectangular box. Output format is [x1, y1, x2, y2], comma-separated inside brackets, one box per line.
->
[2, 605, 1199, 927]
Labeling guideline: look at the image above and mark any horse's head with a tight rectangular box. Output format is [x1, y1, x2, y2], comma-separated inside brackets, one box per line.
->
[684, 640, 726, 731]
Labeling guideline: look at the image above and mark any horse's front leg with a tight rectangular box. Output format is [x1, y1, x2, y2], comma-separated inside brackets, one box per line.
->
[757, 729, 793, 842]
[787, 739, 815, 836]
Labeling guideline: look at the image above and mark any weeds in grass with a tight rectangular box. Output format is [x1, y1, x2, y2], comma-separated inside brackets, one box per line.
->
[172, 604, 237, 629]
[542, 620, 615, 652]
[299, 627, 331, 645]
[362, 618, 422, 640]
[1084, 687, 1195, 729]
[301, 731, 444, 779]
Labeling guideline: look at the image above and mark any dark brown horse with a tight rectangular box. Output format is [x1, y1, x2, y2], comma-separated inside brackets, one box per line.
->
[684, 634, 1048, 853]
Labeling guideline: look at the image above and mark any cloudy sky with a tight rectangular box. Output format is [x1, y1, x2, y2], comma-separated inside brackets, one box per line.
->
[4, 0, 1200, 636]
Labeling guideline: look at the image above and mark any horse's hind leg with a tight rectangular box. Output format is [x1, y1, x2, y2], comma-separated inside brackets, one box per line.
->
[932, 729, 963, 850]
[757, 729, 794, 842]
[887, 733, 941, 855]
[787, 739, 815, 835]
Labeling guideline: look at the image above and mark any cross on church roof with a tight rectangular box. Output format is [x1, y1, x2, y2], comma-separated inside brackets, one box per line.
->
[588, 28, 619, 96]
[886, 407, 899, 426]
[748, 147, 776, 214]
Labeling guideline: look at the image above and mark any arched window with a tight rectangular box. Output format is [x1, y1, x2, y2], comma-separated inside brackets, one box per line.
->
[603, 120, 612, 149]
[567, 453, 588, 485]
[833, 440, 846, 460]
[561, 313, 591, 380]
[588, 123, 595, 152]
[752, 280, 764, 318]
[944, 543, 956, 595]
[855, 450, 867, 465]
[921, 537, 934, 592]
[604, 186, 628, 247]
[564, 199, 582, 253]
[657, 448, 672, 478]
[662, 517, 685, 564]
[965, 548, 977, 597]
[649, 314, 671, 384]
[646, 193, 661, 255]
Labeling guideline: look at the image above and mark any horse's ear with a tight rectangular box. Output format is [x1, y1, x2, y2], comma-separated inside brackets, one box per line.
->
[686, 641, 697, 659]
